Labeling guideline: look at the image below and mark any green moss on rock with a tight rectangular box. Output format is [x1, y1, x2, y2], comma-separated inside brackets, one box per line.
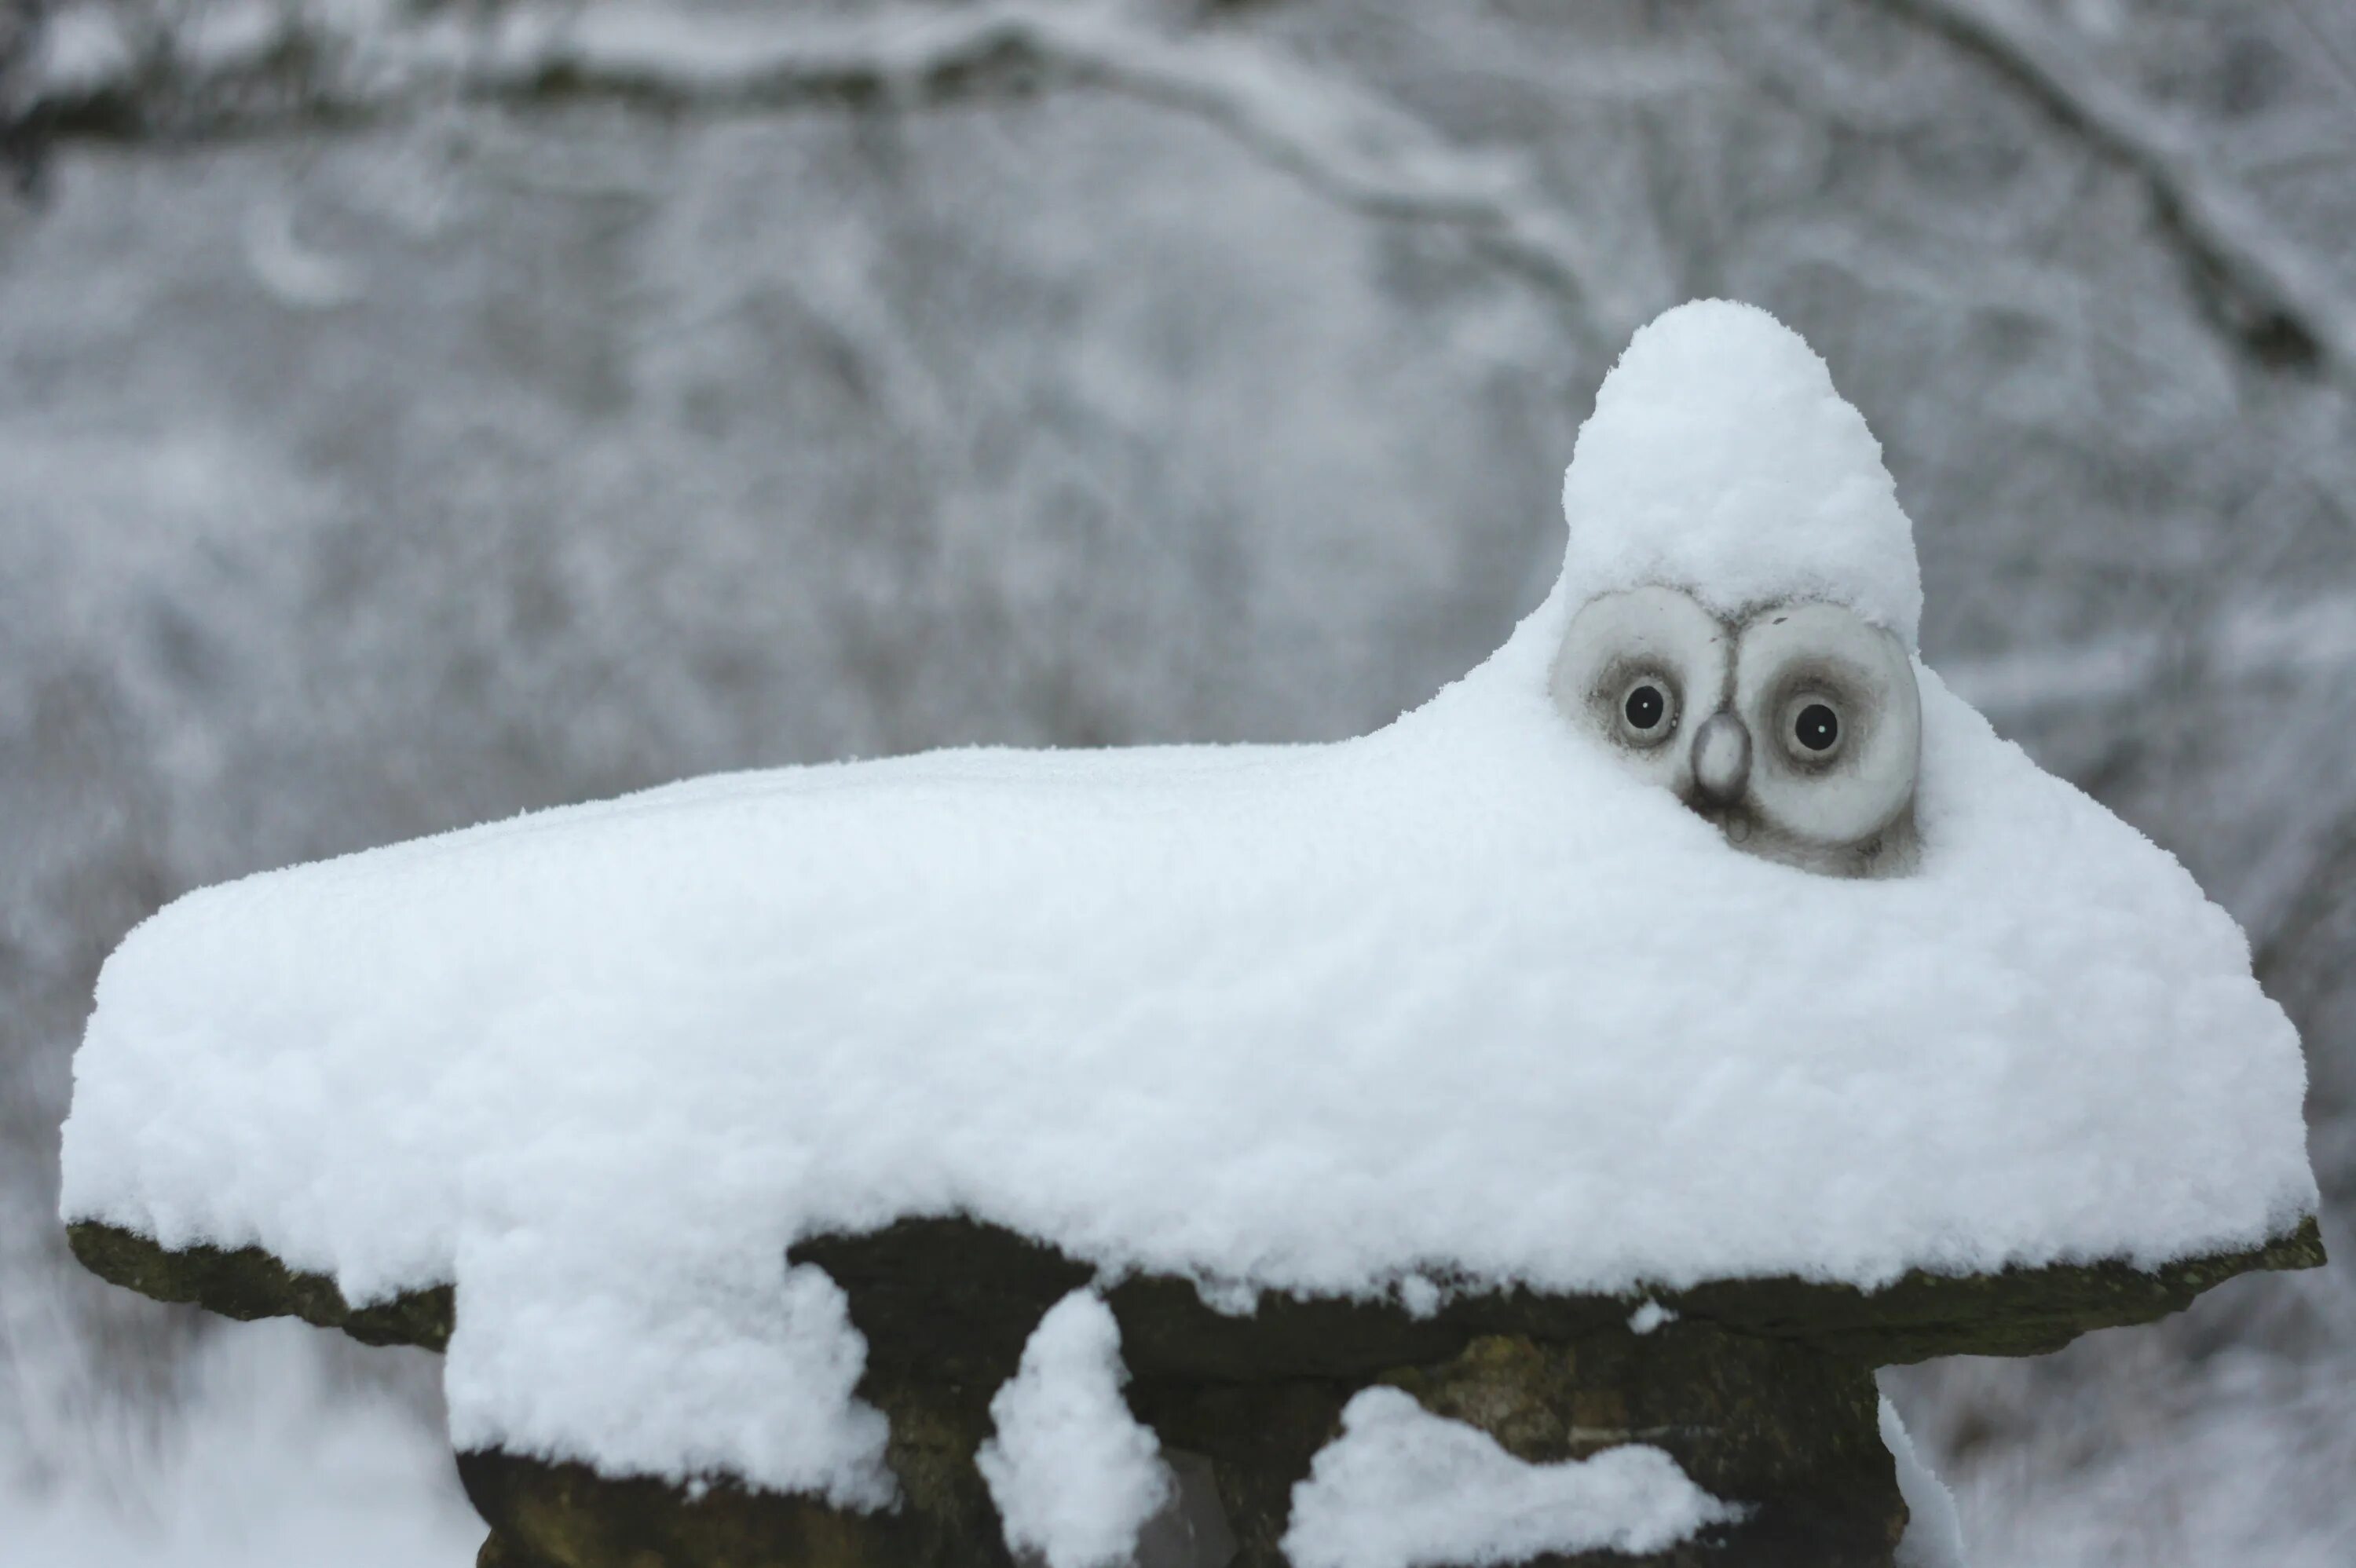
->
[66, 1219, 453, 1350]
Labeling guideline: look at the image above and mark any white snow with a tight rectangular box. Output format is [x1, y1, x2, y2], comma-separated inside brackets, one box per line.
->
[1882, 1396, 1968, 1568]
[437, 1249, 895, 1510]
[1626, 1300, 1674, 1335]
[1560, 299, 1924, 647]
[1281, 1387, 1741, 1568]
[975, 1292, 1173, 1568]
[58, 302, 2314, 1497]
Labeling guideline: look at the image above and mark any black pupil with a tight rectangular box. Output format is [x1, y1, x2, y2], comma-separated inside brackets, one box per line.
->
[1624, 685, 1665, 730]
[1796, 703, 1839, 751]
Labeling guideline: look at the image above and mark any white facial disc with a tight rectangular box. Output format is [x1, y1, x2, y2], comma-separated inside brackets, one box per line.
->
[1731, 603, 1920, 847]
[1550, 587, 1731, 798]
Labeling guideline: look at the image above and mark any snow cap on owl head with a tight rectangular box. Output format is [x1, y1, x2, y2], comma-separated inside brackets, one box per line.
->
[1559, 299, 1923, 652]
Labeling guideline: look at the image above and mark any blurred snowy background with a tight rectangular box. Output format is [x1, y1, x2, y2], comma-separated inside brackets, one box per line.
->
[2, 1, 2354, 1563]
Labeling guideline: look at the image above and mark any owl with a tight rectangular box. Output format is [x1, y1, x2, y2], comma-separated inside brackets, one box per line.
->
[1550, 586, 1921, 878]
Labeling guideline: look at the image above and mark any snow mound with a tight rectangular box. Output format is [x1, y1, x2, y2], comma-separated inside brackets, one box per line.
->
[975, 1292, 1173, 1568]
[1561, 298, 1923, 647]
[1281, 1387, 1742, 1568]
[59, 302, 2314, 1496]
[439, 1245, 894, 1510]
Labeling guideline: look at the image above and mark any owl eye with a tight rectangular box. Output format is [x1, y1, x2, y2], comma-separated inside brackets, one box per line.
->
[1785, 697, 1842, 760]
[1732, 603, 1920, 853]
[1619, 678, 1677, 746]
[1552, 585, 1729, 779]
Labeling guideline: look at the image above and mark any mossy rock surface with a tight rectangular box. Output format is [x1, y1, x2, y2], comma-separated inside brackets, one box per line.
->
[71, 1212, 2319, 1369]
[66, 1219, 454, 1349]
[788, 1213, 2325, 1377]
[67, 1212, 2326, 1568]
[459, 1449, 992, 1568]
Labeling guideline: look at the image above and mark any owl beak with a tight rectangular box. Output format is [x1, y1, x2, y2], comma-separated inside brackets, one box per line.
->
[1690, 711, 1752, 807]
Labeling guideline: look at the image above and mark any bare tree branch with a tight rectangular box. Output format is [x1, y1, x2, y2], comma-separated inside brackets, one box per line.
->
[0, 0, 50, 191]
[2283, 0, 2356, 111]
[27, 0, 1626, 345]
[1892, 0, 2356, 386]
[38, 1, 2354, 385]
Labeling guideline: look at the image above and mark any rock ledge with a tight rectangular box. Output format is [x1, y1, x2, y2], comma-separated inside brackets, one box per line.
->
[68, 1214, 2325, 1568]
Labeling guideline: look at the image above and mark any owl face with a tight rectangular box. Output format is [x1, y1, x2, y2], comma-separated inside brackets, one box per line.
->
[1551, 587, 1921, 877]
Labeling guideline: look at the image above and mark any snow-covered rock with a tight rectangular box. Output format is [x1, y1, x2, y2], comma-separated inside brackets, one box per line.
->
[60, 302, 2316, 1499]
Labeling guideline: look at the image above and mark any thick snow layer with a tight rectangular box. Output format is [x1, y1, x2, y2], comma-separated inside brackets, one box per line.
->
[59, 305, 2314, 1493]
[1882, 1396, 1969, 1568]
[1281, 1387, 1740, 1568]
[57, 590, 2314, 1488]
[1560, 300, 1924, 647]
[437, 1247, 895, 1509]
[975, 1292, 1173, 1568]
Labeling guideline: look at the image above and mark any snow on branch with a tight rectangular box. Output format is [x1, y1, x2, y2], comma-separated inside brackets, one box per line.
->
[26, 0, 1624, 342]
[1894, 0, 2356, 386]
[38, 1, 2346, 382]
